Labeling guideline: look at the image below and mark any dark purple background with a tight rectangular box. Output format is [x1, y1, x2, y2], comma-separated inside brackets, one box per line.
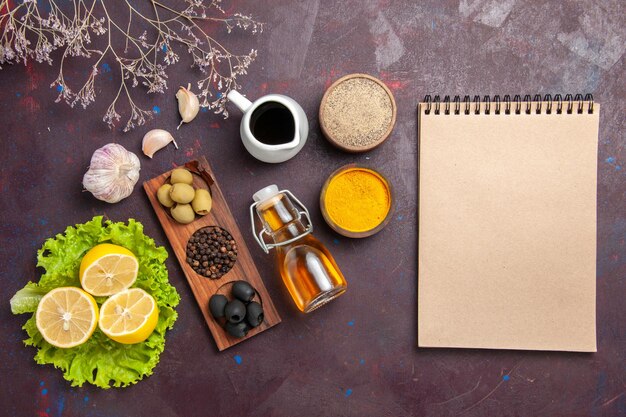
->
[1, 1, 624, 416]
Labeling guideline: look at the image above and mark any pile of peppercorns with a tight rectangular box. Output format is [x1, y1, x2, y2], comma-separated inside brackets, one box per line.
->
[209, 281, 264, 338]
[186, 226, 238, 279]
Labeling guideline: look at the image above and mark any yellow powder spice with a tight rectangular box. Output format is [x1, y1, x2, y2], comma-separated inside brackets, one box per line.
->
[324, 168, 391, 232]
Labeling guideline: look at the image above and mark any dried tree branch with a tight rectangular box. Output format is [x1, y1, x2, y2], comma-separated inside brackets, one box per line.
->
[0, 0, 263, 131]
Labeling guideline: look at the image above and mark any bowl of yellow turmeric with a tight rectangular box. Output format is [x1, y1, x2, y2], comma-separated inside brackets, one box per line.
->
[320, 164, 393, 238]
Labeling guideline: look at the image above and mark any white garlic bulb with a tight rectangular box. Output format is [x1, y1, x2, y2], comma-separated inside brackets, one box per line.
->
[82, 143, 141, 203]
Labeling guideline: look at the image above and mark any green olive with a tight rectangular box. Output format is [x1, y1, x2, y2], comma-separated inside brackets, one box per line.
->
[169, 183, 195, 204]
[157, 184, 175, 208]
[191, 188, 212, 215]
[170, 168, 193, 185]
[171, 204, 195, 224]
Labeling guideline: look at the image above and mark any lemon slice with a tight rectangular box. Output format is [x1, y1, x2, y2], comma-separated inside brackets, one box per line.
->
[79, 243, 139, 296]
[99, 288, 159, 344]
[35, 287, 99, 349]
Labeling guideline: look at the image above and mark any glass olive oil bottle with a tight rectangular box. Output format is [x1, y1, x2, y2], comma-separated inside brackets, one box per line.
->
[251, 185, 347, 312]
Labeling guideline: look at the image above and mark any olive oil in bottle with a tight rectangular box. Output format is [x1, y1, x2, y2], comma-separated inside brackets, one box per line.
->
[251, 185, 347, 312]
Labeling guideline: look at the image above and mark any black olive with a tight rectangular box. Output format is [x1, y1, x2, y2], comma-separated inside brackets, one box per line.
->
[209, 294, 228, 319]
[225, 321, 250, 338]
[245, 302, 264, 328]
[232, 281, 256, 303]
[224, 299, 246, 323]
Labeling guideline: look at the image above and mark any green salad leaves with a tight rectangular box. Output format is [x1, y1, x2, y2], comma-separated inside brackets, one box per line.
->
[10, 216, 180, 389]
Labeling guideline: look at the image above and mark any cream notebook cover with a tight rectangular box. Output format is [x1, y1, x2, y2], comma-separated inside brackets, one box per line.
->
[417, 95, 599, 352]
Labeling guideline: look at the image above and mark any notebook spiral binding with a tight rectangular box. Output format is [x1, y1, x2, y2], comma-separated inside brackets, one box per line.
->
[422, 94, 594, 116]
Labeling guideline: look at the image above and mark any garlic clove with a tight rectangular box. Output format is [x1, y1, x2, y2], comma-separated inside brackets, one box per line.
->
[176, 83, 200, 129]
[142, 129, 178, 158]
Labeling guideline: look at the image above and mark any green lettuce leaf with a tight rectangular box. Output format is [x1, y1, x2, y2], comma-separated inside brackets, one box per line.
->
[10, 283, 47, 314]
[12, 216, 180, 389]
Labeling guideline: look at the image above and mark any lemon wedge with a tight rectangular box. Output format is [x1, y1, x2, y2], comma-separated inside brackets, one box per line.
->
[35, 287, 99, 349]
[98, 288, 159, 344]
[79, 243, 139, 296]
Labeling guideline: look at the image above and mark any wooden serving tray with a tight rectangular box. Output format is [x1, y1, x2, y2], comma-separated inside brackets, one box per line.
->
[143, 156, 280, 351]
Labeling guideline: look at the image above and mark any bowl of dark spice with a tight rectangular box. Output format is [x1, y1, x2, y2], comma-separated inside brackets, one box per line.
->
[319, 73, 396, 152]
[186, 226, 238, 279]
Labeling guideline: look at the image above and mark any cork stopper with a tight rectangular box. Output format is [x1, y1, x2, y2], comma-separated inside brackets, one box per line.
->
[319, 73, 397, 153]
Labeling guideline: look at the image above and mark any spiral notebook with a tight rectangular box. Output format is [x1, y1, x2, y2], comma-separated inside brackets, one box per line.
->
[418, 94, 599, 352]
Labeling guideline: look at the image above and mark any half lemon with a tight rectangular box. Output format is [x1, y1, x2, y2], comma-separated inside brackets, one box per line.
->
[35, 287, 99, 349]
[79, 243, 139, 296]
[98, 288, 159, 344]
